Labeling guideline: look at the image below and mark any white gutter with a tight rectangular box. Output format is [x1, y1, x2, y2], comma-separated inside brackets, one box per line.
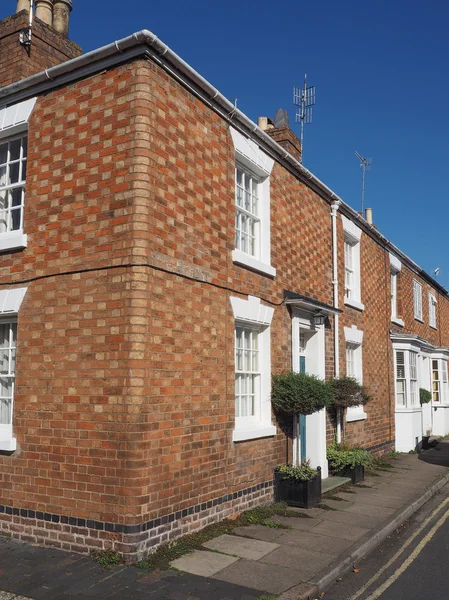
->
[0, 28, 446, 297]
[330, 200, 342, 442]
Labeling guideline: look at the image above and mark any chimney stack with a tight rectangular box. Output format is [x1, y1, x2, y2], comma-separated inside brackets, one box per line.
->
[35, 0, 53, 26]
[16, 0, 30, 12]
[52, 0, 72, 36]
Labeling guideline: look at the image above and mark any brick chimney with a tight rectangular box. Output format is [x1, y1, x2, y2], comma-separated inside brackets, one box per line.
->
[258, 110, 302, 162]
[0, 1, 81, 89]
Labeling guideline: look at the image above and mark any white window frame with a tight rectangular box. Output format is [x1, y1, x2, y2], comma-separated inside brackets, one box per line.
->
[230, 295, 276, 442]
[342, 216, 364, 311]
[0, 98, 36, 253]
[0, 319, 18, 448]
[344, 325, 366, 421]
[429, 292, 437, 329]
[430, 354, 449, 405]
[393, 343, 422, 410]
[389, 253, 404, 327]
[413, 280, 423, 322]
[0, 286, 27, 451]
[230, 127, 275, 278]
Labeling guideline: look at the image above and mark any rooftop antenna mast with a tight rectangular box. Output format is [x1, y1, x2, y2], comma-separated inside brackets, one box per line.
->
[293, 74, 315, 162]
[355, 151, 372, 216]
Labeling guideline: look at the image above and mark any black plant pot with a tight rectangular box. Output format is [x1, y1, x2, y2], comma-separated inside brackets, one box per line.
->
[336, 464, 365, 484]
[274, 466, 321, 509]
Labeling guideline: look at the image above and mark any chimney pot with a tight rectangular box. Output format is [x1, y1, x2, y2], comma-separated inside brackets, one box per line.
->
[16, 0, 30, 12]
[35, 0, 53, 26]
[365, 208, 373, 224]
[258, 117, 268, 131]
[52, 0, 72, 36]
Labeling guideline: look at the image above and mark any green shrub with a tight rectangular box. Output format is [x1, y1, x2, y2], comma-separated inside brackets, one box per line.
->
[420, 388, 432, 405]
[276, 460, 318, 481]
[327, 443, 373, 471]
[271, 371, 333, 416]
[330, 376, 371, 409]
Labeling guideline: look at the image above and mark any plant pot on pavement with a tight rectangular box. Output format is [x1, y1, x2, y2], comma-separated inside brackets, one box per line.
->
[274, 465, 321, 509]
[336, 464, 365, 484]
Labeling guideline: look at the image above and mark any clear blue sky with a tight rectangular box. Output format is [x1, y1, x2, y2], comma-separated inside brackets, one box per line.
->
[4, 1, 449, 286]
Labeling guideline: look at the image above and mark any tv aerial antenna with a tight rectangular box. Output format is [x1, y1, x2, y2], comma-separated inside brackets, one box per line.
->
[293, 75, 315, 162]
[355, 151, 372, 216]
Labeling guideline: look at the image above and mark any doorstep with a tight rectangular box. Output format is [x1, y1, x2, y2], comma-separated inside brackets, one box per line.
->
[322, 475, 351, 493]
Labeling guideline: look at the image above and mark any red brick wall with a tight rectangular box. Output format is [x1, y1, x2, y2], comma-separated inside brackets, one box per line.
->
[0, 11, 81, 88]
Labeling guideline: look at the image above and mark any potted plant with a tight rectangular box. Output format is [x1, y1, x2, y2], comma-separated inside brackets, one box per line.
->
[326, 442, 373, 483]
[420, 388, 432, 449]
[274, 461, 322, 508]
[271, 371, 334, 417]
[329, 377, 371, 440]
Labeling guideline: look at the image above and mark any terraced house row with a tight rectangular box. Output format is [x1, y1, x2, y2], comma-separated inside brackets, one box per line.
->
[0, 0, 448, 559]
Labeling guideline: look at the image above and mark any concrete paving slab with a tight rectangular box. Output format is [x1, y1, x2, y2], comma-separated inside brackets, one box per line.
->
[312, 519, 370, 541]
[170, 550, 239, 577]
[319, 498, 354, 510]
[232, 524, 285, 542]
[322, 476, 351, 493]
[203, 534, 279, 560]
[275, 528, 355, 554]
[318, 507, 384, 529]
[261, 543, 336, 575]
[213, 559, 306, 594]
[270, 515, 323, 531]
[343, 502, 396, 518]
[336, 491, 407, 508]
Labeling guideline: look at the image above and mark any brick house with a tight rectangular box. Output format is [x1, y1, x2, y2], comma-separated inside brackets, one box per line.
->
[0, 1, 448, 559]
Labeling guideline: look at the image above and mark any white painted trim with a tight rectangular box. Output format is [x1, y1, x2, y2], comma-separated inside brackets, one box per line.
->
[344, 297, 365, 312]
[0, 231, 27, 252]
[0, 97, 36, 139]
[232, 249, 276, 277]
[232, 424, 276, 442]
[341, 215, 362, 241]
[230, 295, 274, 326]
[389, 253, 402, 273]
[0, 437, 17, 452]
[344, 325, 364, 345]
[392, 317, 405, 327]
[346, 409, 367, 422]
[0, 287, 27, 314]
[230, 127, 274, 176]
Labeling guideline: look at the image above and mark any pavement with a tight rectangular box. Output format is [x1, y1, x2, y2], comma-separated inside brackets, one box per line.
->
[1, 442, 449, 600]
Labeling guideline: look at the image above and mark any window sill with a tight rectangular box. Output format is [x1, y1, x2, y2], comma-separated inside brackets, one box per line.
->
[395, 407, 422, 413]
[430, 324, 437, 330]
[346, 411, 367, 423]
[0, 231, 27, 252]
[0, 437, 16, 452]
[344, 298, 365, 312]
[232, 424, 277, 442]
[232, 249, 276, 278]
[391, 317, 405, 327]
[414, 317, 424, 323]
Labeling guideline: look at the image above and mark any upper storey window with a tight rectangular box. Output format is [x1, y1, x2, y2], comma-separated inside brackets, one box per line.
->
[0, 135, 27, 235]
[0, 97, 36, 252]
[342, 216, 364, 311]
[230, 127, 275, 278]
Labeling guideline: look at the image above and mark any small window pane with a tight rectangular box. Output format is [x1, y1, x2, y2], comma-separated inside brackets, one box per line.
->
[0, 144, 7, 165]
[9, 139, 21, 161]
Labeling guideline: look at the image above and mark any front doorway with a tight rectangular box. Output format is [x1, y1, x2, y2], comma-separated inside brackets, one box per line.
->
[291, 310, 328, 478]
